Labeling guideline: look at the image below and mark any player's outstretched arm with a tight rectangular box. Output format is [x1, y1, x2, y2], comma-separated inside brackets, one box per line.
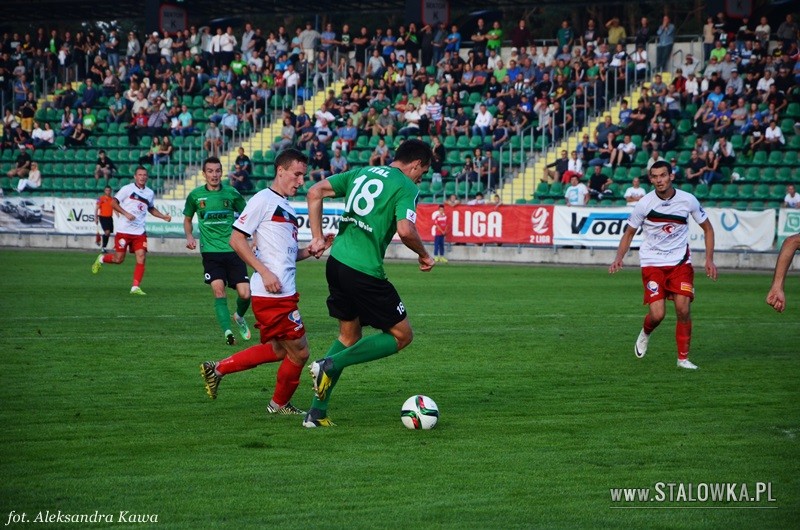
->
[183, 216, 197, 250]
[609, 225, 637, 274]
[397, 219, 434, 272]
[767, 233, 800, 312]
[148, 206, 172, 223]
[306, 179, 337, 258]
[699, 218, 717, 281]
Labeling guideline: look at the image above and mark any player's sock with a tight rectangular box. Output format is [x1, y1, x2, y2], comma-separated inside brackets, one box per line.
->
[102, 234, 109, 248]
[329, 332, 398, 370]
[216, 343, 279, 375]
[643, 314, 660, 335]
[132, 263, 145, 286]
[235, 297, 250, 318]
[214, 297, 232, 333]
[271, 357, 304, 407]
[102, 254, 115, 264]
[676, 320, 692, 361]
[309, 339, 348, 413]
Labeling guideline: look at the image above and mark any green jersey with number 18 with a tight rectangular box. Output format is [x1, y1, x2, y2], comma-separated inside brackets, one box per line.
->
[183, 184, 247, 253]
[328, 166, 420, 279]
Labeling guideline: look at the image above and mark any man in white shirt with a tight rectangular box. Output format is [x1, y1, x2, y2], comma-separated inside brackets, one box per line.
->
[564, 175, 589, 206]
[784, 184, 800, 209]
[764, 119, 785, 152]
[471, 104, 493, 139]
[608, 134, 636, 168]
[624, 176, 646, 204]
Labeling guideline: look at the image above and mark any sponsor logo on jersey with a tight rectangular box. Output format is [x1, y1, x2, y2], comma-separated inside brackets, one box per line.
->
[406, 209, 417, 223]
[288, 310, 304, 331]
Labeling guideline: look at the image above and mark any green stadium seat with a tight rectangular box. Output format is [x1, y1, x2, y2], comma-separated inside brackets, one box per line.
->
[444, 181, 456, 196]
[442, 136, 456, 149]
[738, 184, 754, 199]
[681, 134, 697, 149]
[783, 151, 798, 166]
[263, 150, 276, 164]
[633, 151, 649, 166]
[430, 181, 443, 199]
[548, 182, 564, 198]
[780, 119, 794, 135]
[733, 200, 748, 210]
[750, 151, 767, 166]
[534, 181, 550, 200]
[788, 136, 800, 150]
[754, 183, 771, 199]
[767, 151, 783, 166]
[747, 200, 765, 211]
[777, 167, 792, 182]
[680, 183, 694, 194]
[723, 184, 739, 200]
[693, 183, 709, 199]
[469, 181, 485, 195]
[730, 135, 744, 150]
[677, 151, 692, 166]
[761, 167, 777, 183]
[676, 119, 692, 135]
[785, 102, 800, 119]
[708, 183, 725, 200]
[769, 184, 786, 200]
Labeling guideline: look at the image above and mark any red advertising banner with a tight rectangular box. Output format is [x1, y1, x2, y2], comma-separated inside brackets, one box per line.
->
[416, 204, 555, 245]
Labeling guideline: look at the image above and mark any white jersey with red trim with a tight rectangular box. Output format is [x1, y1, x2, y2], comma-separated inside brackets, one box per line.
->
[232, 188, 298, 298]
[115, 182, 155, 235]
[626, 188, 708, 267]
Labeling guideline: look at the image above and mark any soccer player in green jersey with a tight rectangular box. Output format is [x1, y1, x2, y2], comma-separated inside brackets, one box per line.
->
[184, 156, 251, 346]
[303, 138, 435, 427]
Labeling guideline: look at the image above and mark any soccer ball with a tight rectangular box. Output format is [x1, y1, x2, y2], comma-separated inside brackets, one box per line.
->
[401, 395, 439, 430]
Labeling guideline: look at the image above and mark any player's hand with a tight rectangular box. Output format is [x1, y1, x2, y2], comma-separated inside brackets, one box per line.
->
[705, 260, 717, 281]
[125, 212, 135, 221]
[261, 270, 282, 294]
[609, 259, 624, 274]
[164, 215, 172, 223]
[419, 255, 435, 272]
[186, 236, 197, 250]
[766, 287, 786, 313]
[307, 236, 328, 258]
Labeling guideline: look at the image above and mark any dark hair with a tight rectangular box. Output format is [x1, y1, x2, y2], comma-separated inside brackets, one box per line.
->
[134, 165, 148, 174]
[648, 160, 671, 175]
[203, 156, 222, 171]
[275, 148, 309, 169]
[393, 138, 433, 167]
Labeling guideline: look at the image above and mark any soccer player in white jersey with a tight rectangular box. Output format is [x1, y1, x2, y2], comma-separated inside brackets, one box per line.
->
[199, 149, 333, 414]
[609, 160, 717, 369]
[91, 166, 172, 295]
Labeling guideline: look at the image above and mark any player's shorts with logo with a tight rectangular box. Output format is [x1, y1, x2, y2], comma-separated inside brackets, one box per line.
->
[641, 263, 695, 304]
[114, 232, 148, 253]
[325, 256, 406, 331]
[201, 251, 249, 286]
[252, 293, 305, 342]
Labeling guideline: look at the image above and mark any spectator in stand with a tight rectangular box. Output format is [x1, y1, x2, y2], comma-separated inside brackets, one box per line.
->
[685, 150, 706, 184]
[565, 174, 589, 206]
[330, 148, 349, 175]
[512, 19, 532, 49]
[369, 137, 391, 166]
[634, 17, 651, 48]
[624, 177, 647, 204]
[31, 122, 54, 150]
[607, 134, 637, 169]
[273, 116, 296, 152]
[94, 150, 117, 181]
[605, 18, 626, 46]
[430, 136, 445, 182]
[701, 151, 723, 185]
[373, 108, 396, 138]
[482, 150, 500, 189]
[64, 123, 88, 148]
[670, 157, 684, 182]
[764, 120, 786, 152]
[171, 104, 195, 136]
[546, 150, 570, 184]
[656, 16, 675, 72]
[228, 163, 253, 193]
[711, 136, 735, 167]
[472, 104, 493, 140]
[562, 150, 585, 184]
[588, 165, 614, 201]
[308, 149, 331, 181]
[783, 185, 800, 209]
[577, 134, 598, 164]
[16, 162, 41, 193]
[487, 117, 509, 151]
[204, 121, 223, 157]
[646, 150, 665, 171]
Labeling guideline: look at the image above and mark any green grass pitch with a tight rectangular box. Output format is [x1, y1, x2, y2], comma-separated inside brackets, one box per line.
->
[0, 249, 797, 528]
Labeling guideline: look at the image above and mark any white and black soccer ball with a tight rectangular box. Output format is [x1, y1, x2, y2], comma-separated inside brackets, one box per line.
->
[401, 395, 439, 430]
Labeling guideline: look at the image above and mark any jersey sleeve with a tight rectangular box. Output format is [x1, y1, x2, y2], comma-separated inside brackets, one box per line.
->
[689, 194, 708, 225]
[232, 193, 270, 237]
[182, 190, 196, 217]
[395, 179, 419, 224]
[327, 168, 357, 197]
[626, 197, 648, 229]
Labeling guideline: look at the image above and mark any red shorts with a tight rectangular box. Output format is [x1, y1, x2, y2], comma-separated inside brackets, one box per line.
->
[641, 263, 695, 304]
[252, 293, 306, 342]
[115, 232, 148, 253]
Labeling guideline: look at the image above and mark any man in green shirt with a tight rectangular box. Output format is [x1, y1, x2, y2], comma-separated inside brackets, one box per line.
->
[486, 20, 504, 52]
[184, 156, 251, 346]
[303, 139, 435, 427]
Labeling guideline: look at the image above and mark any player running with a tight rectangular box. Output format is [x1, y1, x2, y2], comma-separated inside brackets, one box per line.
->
[184, 156, 251, 346]
[303, 138, 435, 427]
[609, 160, 717, 369]
[199, 149, 333, 415]
[91, 166, 172, 295]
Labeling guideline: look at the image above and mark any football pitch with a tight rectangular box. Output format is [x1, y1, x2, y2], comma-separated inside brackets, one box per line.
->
[0, 249, 797, 528]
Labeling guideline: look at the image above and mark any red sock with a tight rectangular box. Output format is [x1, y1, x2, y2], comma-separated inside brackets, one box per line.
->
[643, 314, 660, 335]
[217, 343, 279, 375]
[132, 263, 145, 286]
[102, 254, 115, 264]
[676, 321, 692, 361]
[271, 357, 304, 407]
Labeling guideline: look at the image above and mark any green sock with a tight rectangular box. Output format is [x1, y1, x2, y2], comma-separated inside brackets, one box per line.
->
[330, 333, 399, 370]
[309, 339, 347, 413]
[214, 297, 231, 333]
[235, 297, 250, 318]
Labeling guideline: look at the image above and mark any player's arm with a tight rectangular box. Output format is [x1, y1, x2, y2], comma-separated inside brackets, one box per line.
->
[698, 218, 717, 281]
[183, 215, 197, 250]
[148, 205, 172, 223]
[95, 200, 101, 225]
[230, 228, 282, 293]
[397, 219, 434, 272]
[111, 198, 135, 221]
[306, 178, 338, 257]
[609, 224, 637, 274]
[767, 233, 800, 313]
